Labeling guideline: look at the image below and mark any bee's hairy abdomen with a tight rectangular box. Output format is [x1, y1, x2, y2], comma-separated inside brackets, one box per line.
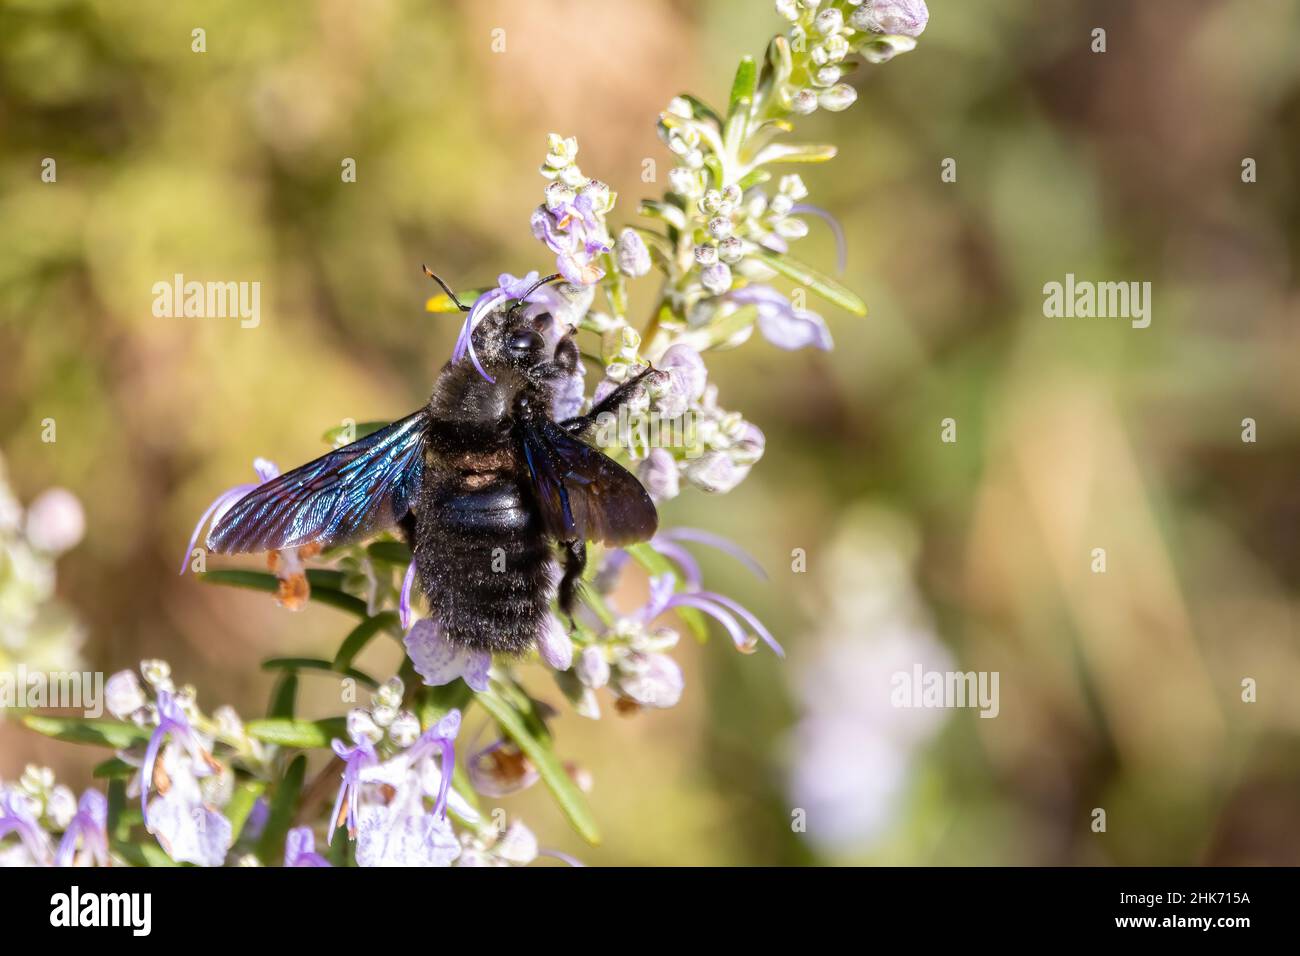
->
[413, 471, 555, 656]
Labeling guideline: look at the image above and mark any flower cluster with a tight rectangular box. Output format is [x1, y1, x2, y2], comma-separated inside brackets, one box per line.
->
[0, 453, 85, 674]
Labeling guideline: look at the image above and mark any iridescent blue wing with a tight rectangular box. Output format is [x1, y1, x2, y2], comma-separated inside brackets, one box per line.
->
[518, 415, 657, 546]
[207, 410, 429, 554]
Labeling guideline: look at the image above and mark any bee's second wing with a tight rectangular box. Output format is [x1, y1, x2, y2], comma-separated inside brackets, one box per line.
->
[518, 415, 657, 547]
[207, 410, 430, 554]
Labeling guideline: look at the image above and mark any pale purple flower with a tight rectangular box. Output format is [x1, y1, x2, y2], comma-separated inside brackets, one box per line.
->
[455, 272, 542, 384]
[650, 527, 767, 589]
[615, 228, 651, 277]
[404, 618, 491, 693]
[684, 450, 750, 494]
[576, 646, 610, 689]
[851, 0, 929, 37]
[655, 344, 707, 417]
[144, 746, 231, 866]
[0, 786, 52, 865]
[180, 458, 280, 574]
[456, 820, 538, 867]
[354, 777, 460, 867]
[351, 713, 468, 866]
[551, 361, 586, 421]
[531, 188, 610, 285]
[55, 790, 109, 867]
[328, 735, 377, 844]
[639, 573, 782, 657]
[399, 559, 417, 630]
[638, 448, 680, 501]
[791, 204, 847, 274]
[614, 651, 684, 708]
[140, 689, 217, 819]
[728, 286, 833, 351]
[284, 826, 330, 867]
[538, 614, 574, 671]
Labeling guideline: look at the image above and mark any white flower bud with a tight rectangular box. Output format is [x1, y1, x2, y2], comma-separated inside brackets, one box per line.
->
[389, 710, 421, 748]
[814, 8, 844, 35]
[718, 235, 745, 264]
[779, 174, 809, 200]
[375, 677, 404, 710]
[776, 217, 809, 239]
[700, 190, 723, 214]
[820, 83, 858, 112]
[775, 0, 800, 21]
[769, 193, 795, 217]
[559, 164, 588, 188]
[140, 659, 172, 689]
[544, 181, 575, 211]
[813, 65, 841, 87]
[371, 703, 397, 728]
[347, 708, 382, 745]
[707, 216, 733, 240]
[824, 34, 850, 61]
[669, 166, 701, 197]
[791, 89, 819, 114]
[694, 243, 719, 266]
[666, 96, 693, 119]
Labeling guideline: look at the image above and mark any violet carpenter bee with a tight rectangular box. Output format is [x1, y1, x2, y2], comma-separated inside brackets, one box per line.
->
[205, 271, 658, 655]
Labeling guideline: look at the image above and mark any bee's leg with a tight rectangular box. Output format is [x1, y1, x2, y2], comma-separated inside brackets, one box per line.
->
[561, 366, 658, 437]
[557, 538, 586, 628]
[398, 512, 417, 547]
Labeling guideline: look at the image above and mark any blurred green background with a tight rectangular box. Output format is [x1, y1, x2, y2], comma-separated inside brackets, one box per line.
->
[2, 0, 1299, 865]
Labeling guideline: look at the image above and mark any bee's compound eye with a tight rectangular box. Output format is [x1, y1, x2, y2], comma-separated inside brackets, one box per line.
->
[508, 329, 544, 355]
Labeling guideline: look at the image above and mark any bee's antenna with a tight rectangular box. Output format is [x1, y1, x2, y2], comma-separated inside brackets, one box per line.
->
[422, 265, 471, 312]
[516, 272, 563, 304]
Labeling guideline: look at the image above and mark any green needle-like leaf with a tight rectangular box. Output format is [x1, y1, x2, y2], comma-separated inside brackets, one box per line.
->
[261, 657, 378, 690]
[22, 715, 151, 749]
[245, 717, 348, 749]
[200, 569, 369, 617]
[755, 250, 868, 316]
[476, 687, 600, 846]
[258, 754, 306, 863]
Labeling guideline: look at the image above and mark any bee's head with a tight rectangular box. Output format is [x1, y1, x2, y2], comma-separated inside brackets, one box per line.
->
[472, 301, 579, 381]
